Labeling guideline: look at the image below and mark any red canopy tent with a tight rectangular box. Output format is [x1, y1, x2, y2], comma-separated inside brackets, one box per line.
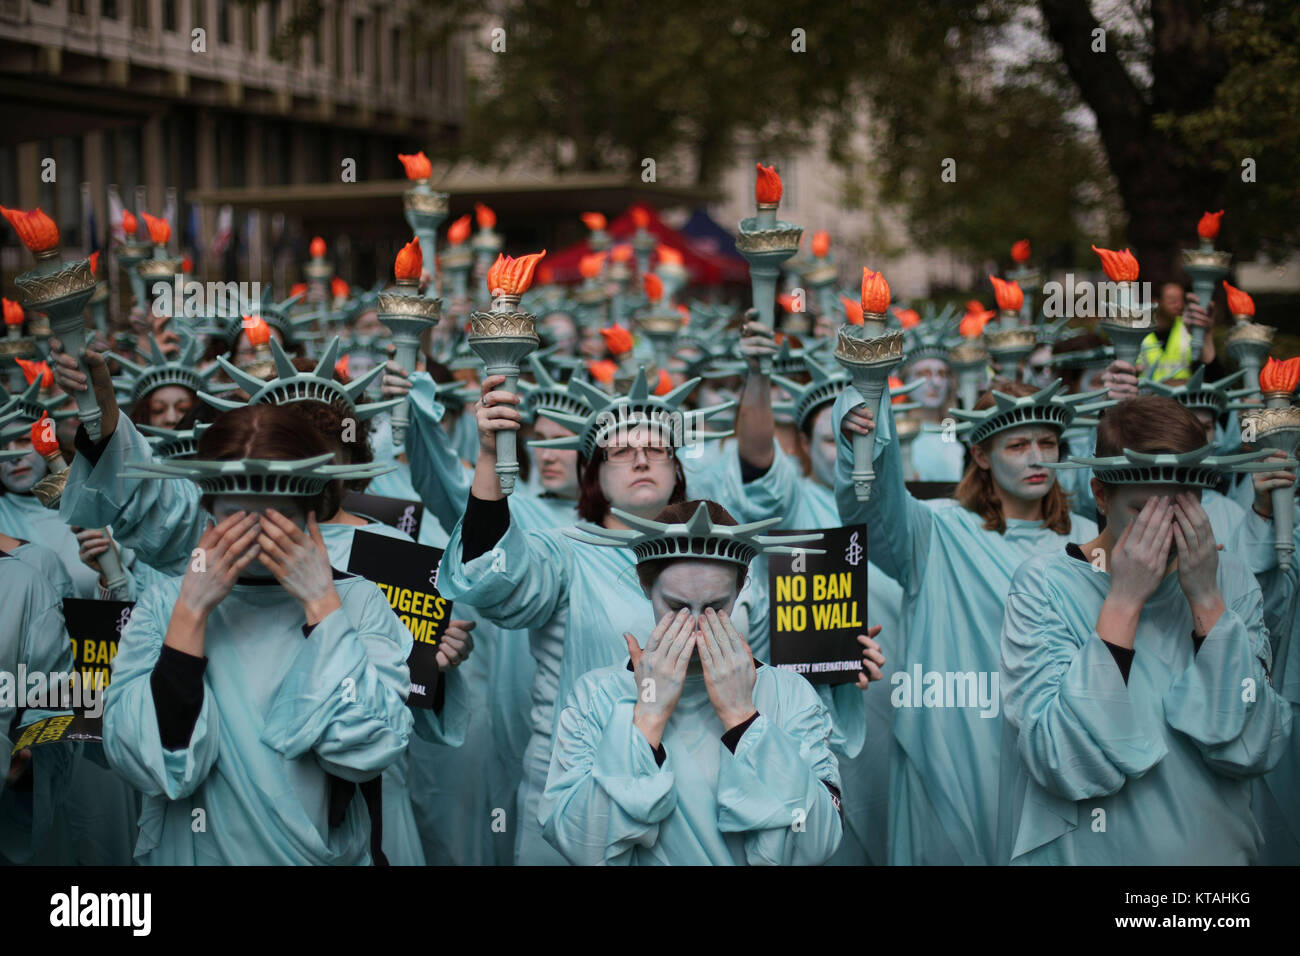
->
[541, 205, 750, 286]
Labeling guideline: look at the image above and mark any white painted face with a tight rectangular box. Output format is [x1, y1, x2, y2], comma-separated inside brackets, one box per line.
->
[0, 433, 45, 494]
[806, 404, 837, 488]
[1026, 345, 1054, 390]
[906, 357, 952, 410]
[208, 494, 308, 578]
[145, 385, 197, 429]
[982, 425, 1060, 502]
[531, 415, 579, 498]
[597, 423, 677, 515]
[647, 560, 742, 660]
[542, 312, 578, 353]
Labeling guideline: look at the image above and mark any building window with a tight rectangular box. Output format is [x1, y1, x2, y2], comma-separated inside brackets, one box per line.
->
[353, 16, 366, 78]
[192, 0, 204, 33]
[218, 0, 231, 44]
[70, 0, 87, 13]
[163, 0, 176, 31]
[243, 4, 255, 50]
[390, 26, 402, 84]
[133, 0, 149, 28]
[102, 0, 118, 20]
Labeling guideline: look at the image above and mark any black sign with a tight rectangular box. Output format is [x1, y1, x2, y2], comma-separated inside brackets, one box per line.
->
[342, 492, 424, 539]
[346, 530, 451, 709]
[768, 524, 868, 686]
[905, 481, 957, 500]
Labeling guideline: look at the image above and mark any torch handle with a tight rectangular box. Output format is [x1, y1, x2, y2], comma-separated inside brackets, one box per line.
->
[1273, 487, 1296, 573]
[97, 529, 130, 600]
[1242, 360, 1262, 396]
[960, 370, 980, 412]
[59, 326, 105, 441]
[389, 339, 422, 448]
[489, 365, 522, 495]
[851, 379, 887, 502]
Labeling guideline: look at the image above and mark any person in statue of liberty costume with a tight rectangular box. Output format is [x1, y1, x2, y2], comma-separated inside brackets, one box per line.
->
[541, 499, 847, 865]
[1000, 395, 1293, 864]
[103, 404, 418, 864]
[377, 351, 582, 865]
[436, 362, 787, 864]
[835, 377, 1108, 864]
[52, 338, 475, 865]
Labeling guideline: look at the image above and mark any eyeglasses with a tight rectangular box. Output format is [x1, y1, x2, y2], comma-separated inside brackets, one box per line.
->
[602, 445, 674, 464]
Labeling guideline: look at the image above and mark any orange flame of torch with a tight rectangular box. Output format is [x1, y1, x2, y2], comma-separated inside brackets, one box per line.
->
[630, 206, 651, 230]
[0, 206, 60, 253]
[1222, 280, 1255, 317]
[1197, 210, 1225, 240]
[812, 230, 830, 259]
[643, 272, 664, 303]
[331, 276, 349, 300]
[656, 244, 684, 267]
[777, 293, 798, 314]
[600, 325, 635, 357]
[588, 359, 617, 385]
[141, 213, 170, 245]
[579, 252, 608, 280]
[290, 282, 308, 298]
[960, 310, 991, 338]
[447, 214, 472, 245]
[16, 357, 53, 389]
[860, 268, 891, 315]
[122, 210, 138, 236]
[889, 375, 909, 404]
[840, 295, 864, 325]
[475, 203, 496, 230]
[182, 255, 194, 273]
[398, 151, 433, 180]
[486, 250, 547, 297]
[755, 163, 783, 204]
[88, 251, 100, 277]
[3, 298, 23, 326]
[395, 237, 423, 281]
[1091, 245, 1140, 282]
[1259, 356, 1300, 394]
[610, 243, 633, 264]
[891, 306, 921, 329]
[581, 212, 607, 232]
[334, 355, 351, 381]
[654, 369, 673, 396]
[30, 416, 60, 457]
[989, 275, 1025, 311]
[676, 304, 690, 324]
[310, 237, 326, 259]
[243, 316, 271, 347]
[1011, 239, 1031, 263]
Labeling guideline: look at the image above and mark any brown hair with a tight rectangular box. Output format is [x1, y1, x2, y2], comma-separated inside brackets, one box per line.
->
[1093, 395, 1205, 470]
[576, 448, 687, 524]
[954, 380, 1073, 535]
[634, 499, 748, 593]
[196, 404, 343, 519]
[280, 397, 374, 491]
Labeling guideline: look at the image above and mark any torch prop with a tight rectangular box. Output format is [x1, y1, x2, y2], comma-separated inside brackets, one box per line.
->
[28, 417, 129, 597]
[469, 250, 546, 494]
[737, 165, 802, 376]
[2, 206, 102, 438]
[398, 151, 449, 296]
[378, 237, 443, 447]
[1242, 357, 1300, 570]
[1222, 280, 1275, 397]
[834, 268, 903, 501]
[1182, 211, 1230, 362]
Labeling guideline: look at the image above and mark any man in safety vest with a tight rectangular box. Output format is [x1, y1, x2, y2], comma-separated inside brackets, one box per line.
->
[1136, 282, 1215, 382]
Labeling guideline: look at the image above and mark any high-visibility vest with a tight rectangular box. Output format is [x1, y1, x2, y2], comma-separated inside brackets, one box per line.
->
[1138, 316, 1193, 382]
